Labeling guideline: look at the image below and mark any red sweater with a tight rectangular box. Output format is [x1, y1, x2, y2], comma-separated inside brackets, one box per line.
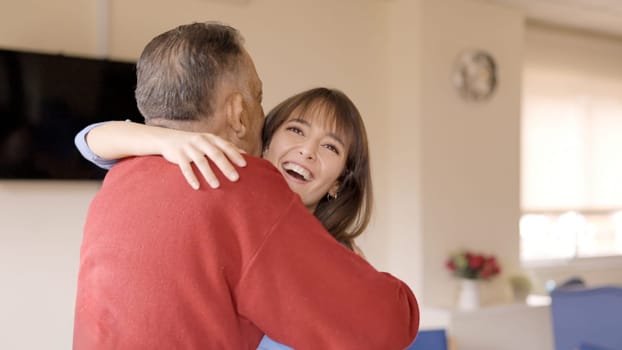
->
[73, 155, 419, 349]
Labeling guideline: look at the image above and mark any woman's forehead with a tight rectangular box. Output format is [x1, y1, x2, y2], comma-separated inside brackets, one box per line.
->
[286, 102, 350, 139]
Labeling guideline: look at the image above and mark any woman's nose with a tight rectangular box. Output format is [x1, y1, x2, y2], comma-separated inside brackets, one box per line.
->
[298, 143, 317, 160]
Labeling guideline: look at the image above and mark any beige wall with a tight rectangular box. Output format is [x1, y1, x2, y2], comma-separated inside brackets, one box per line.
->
[1, 0, 98, 56]
[417, 0, 524, 307]
[1, 0, 617, 348]
[383, 0, 426, 298]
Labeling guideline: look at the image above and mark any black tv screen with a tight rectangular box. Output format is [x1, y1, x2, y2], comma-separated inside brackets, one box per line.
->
[0, 48, 141, 180]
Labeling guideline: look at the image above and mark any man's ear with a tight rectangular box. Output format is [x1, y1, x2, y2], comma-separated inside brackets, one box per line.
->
[224, 92, 247, 139]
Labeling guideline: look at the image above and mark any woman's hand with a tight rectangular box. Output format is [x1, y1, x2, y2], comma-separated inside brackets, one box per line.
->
[158, 130, 247, 190]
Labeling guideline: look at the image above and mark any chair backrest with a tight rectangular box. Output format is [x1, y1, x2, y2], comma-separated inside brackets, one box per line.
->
[405, 329, 447, 350]
[550, 286, 622, 350]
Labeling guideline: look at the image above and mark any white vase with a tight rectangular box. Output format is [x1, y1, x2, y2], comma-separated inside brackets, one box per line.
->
[457, 279, 480, 311]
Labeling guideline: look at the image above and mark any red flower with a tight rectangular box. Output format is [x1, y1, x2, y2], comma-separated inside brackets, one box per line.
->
[446, 250, 501, 280]
[479, 256, 501, 279]
[468, 254, 485, 270]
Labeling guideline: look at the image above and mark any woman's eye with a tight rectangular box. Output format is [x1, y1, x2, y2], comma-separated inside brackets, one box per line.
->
[324, 144, 340, 155]
[286, 127, 304, 136]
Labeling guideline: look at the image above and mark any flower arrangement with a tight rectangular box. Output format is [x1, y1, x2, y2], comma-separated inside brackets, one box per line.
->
[446, 250, 501, 280]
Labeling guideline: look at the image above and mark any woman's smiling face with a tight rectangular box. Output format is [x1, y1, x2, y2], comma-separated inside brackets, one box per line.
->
[263, 105, 349, 212]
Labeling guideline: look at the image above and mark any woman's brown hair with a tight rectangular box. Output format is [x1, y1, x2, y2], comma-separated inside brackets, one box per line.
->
[262, 88, 373, 249]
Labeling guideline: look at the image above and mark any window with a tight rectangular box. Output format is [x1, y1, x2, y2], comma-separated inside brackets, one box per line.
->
[521, 23, 622, 263]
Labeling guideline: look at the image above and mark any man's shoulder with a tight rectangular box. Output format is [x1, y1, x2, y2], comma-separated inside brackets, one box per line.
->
[103, 154, 296, 204]
[240, 155, 278, 173]
[238, 155, 286, 185]
[110, 154, 276, 179]
[104, 155, 170, 181]
[229, 155, 295, 199]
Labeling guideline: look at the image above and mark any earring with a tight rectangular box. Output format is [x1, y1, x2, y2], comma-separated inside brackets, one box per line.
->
[327, 191, 339, 201]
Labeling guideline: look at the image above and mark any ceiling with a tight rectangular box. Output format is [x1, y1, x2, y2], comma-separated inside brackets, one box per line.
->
[488, 0, 622, 37]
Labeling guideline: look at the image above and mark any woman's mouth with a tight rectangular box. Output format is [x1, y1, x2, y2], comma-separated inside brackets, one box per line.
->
[282, 162, 313, 182]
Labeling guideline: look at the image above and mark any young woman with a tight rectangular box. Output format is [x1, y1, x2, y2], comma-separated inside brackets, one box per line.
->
[76, 87, 375, 349]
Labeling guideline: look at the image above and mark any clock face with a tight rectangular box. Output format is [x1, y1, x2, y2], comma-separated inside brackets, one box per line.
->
[453, 49, 497, 101]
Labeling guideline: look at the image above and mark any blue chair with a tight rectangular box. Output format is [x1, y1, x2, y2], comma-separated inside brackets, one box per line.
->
[405, 329, 447, 350]
[550, 286, 622, 350]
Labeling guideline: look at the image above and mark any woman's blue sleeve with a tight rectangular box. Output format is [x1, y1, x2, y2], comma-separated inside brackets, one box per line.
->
[256, 335, 293, 350]
[74, 121, 120, 170]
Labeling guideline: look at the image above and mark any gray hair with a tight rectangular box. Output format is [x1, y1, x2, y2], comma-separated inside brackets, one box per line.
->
[135, 22, 245, 123]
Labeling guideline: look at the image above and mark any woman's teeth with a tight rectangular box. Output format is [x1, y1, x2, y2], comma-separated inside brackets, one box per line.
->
[282, 162, 312, 181]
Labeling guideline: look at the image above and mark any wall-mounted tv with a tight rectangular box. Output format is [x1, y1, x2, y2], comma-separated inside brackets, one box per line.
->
[0, 48, 141, 180]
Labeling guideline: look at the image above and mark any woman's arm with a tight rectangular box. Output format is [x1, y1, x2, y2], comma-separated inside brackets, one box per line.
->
[75, 121, 246, 189]
[75, 122, 121, 170]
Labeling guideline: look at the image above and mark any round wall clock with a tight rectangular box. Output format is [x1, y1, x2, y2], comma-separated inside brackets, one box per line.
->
[452, 49, 497, 101]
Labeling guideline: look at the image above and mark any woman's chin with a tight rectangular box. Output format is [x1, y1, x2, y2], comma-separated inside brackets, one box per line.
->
[295, 193, 318, 213]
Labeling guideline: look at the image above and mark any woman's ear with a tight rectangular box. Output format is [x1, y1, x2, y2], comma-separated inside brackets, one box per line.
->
[225, 92, 247, 139]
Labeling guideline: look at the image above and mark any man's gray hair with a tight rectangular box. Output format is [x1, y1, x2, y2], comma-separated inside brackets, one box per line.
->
[135, 22, 245, 123]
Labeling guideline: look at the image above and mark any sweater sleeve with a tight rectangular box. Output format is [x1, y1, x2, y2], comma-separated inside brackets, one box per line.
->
[235, 196, 419, 350]
[257, 335, 293, 350]
[74, 121, 120, 170]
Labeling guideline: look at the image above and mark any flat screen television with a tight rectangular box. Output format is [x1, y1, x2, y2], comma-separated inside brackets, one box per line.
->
[0, 48, 141, 180]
